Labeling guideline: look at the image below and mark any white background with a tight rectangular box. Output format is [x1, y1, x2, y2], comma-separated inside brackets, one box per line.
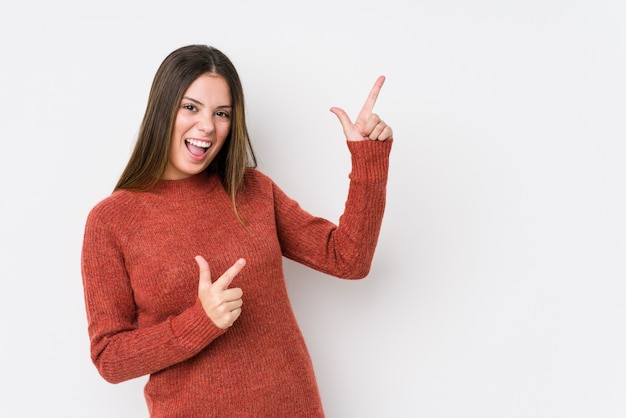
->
[1, 1, 625, 417]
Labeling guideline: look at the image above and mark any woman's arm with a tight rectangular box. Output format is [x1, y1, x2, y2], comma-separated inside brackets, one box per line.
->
[275, 77, 393, 278]
[275, 139, 392, 279]
[81, 208, 226, 384]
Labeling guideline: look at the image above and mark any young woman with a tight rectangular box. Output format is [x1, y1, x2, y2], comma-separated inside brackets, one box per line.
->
[81, 44, 393, 417]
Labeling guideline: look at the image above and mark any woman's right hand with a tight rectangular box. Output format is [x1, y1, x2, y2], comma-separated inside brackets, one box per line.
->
[195, 255, 245, 329]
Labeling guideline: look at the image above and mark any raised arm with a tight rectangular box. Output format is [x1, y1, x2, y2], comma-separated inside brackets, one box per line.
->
[275, 77, 393, 278]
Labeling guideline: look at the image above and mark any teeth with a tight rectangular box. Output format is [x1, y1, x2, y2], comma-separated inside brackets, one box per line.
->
[186, 139, 211, 149]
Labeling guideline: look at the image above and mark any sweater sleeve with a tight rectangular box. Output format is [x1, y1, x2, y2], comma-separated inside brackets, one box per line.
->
[274, 140, 392, 279]
[81, 203, 226, 384]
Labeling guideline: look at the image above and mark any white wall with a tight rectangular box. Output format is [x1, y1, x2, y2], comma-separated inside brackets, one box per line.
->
[1, 1, 625, 417]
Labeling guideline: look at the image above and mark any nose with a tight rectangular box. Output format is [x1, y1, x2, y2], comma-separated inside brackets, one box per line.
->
[197, 111, 214, 134]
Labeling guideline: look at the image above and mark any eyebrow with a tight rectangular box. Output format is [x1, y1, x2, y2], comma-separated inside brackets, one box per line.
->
[182, 96, 232, 109]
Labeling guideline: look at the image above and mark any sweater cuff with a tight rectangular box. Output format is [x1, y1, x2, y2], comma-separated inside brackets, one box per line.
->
[347, 139, 392, 183]
[169, 299, 226, 352]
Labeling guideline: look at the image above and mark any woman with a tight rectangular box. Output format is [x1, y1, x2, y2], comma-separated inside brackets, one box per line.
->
[81, 44, 393, 417]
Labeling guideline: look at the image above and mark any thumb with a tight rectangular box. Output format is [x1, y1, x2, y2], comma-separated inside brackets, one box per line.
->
[195, 255, 212, 290]
[330, 106, 353, 135]
[330, 106, 363, 141]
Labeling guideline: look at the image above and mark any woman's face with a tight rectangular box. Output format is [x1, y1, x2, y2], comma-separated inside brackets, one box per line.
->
[163, 73, 232, 180]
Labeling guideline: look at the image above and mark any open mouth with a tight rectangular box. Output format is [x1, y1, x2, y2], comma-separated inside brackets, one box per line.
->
[185, 139, 211, 157]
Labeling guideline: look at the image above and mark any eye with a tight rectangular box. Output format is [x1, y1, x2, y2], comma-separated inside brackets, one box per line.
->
[216, 110, 231, 119]
[182, 104, 198, 112]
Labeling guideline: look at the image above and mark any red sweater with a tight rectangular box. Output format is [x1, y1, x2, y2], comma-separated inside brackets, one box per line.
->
[81, 140, 391, 417]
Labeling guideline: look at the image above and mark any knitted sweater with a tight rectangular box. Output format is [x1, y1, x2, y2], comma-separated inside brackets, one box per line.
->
[81, 140, 391, 417]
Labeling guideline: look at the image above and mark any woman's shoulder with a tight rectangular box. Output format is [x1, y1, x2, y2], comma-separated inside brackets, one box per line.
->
[240, 168, 280, 200]
[242, 167, 275, 187]
[86, 189, 148, 225]
[243, 167, 271, 180]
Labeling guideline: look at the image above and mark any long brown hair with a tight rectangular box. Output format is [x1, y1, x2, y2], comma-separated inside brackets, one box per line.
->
[115, 45, 256, 215]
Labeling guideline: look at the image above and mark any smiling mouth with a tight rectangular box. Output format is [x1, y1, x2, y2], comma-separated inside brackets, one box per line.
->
[185, 139, 211, 156]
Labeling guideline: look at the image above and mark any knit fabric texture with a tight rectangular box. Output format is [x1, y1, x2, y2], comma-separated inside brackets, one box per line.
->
[81, 140, 392, 417]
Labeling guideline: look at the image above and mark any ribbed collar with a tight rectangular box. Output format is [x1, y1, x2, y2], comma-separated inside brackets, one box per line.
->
[151, 172, 221, 198]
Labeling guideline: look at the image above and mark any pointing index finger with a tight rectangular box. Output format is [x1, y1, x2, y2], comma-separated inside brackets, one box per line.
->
[357, 75, 386, 120]
[214, 258, 246, 290]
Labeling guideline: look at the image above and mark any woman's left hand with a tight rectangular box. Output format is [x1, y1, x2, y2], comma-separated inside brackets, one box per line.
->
[330, 75, 393, 142]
